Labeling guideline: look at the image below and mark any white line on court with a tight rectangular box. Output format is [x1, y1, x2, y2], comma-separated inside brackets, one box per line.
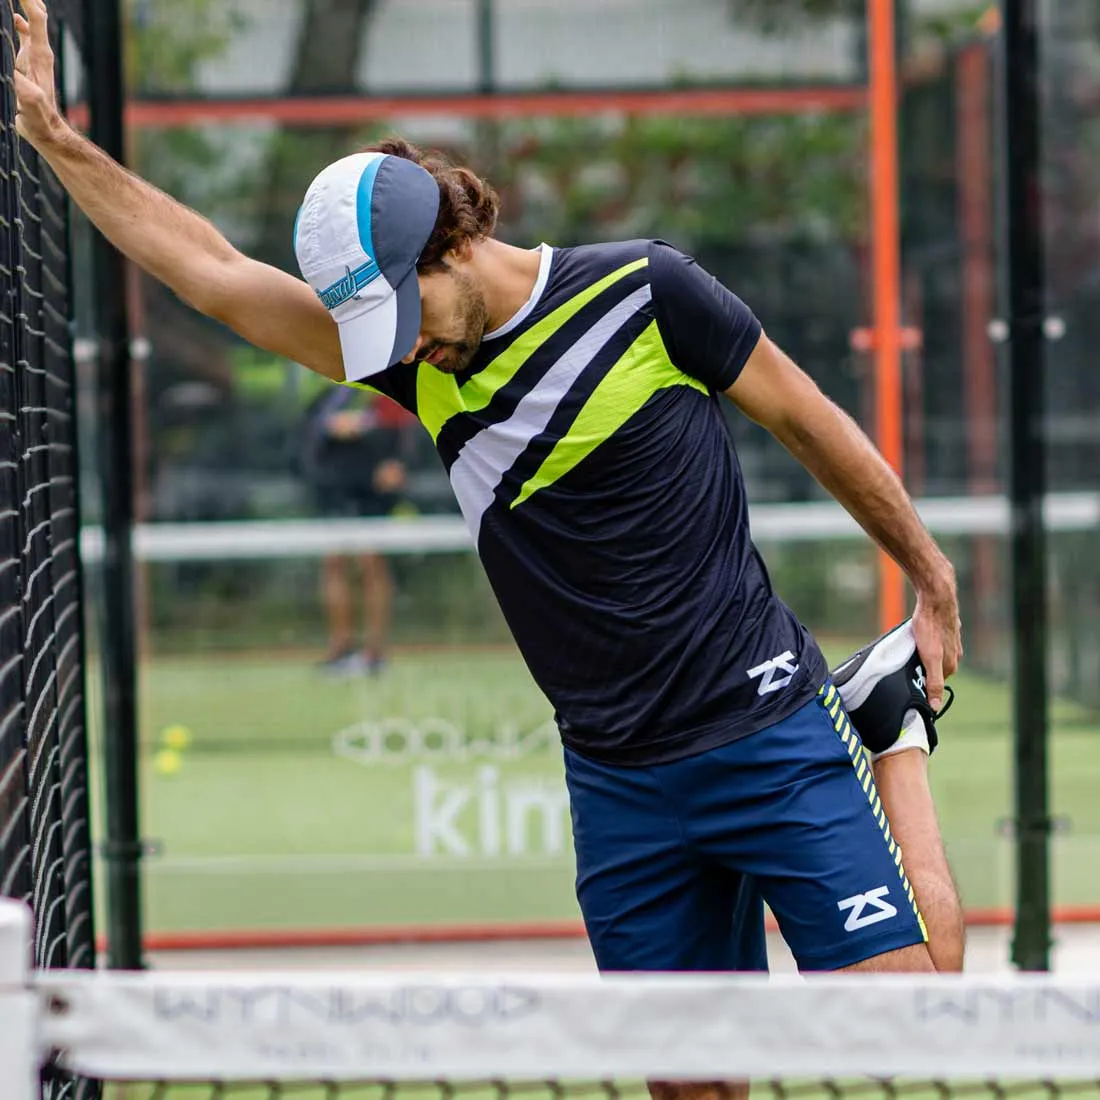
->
[97, 853, 574, 875]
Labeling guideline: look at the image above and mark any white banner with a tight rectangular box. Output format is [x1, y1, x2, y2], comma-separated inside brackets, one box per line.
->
[0, 992, 37, 1100]
[35, 970, 1100, 1082]
[0, 902, 36, 1100]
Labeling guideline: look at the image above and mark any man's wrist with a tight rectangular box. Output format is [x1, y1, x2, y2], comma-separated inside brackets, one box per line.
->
[28, 112, 78, 162]
[909, 554, 957, 605]
[914, 579, 956, 612]
[47, 116, 81, 157]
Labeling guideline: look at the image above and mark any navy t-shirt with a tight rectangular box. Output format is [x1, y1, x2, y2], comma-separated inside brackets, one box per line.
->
[354, 240, 828, 764]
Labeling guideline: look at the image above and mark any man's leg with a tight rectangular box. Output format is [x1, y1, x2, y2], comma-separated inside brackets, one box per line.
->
[650, 1086, 742, 1100]
[830, 620, 965, 971]
[314, 486, 359, 667]
[564, 748, 761, 1100]
[648, 877, 764, 1100]
[360, 552, 394, 665]
[674, 689, 929, 974]
[840, 942, 935, 973]
[874, 749, 965, 971]
[649, 697, 946, 1100]
[321, 554, 354, 660]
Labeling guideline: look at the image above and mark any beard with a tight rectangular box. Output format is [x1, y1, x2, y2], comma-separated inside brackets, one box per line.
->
[419, 269, 489, 375]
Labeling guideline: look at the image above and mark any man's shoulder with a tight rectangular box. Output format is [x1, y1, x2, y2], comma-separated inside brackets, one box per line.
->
[549, 238, 659, 288]
[555, 239, 704, 294]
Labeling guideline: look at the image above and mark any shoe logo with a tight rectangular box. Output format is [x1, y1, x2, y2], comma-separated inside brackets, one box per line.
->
[747, 651, 799, 697]
[912, 664, 926, 697]
[838, 886, 898, 932]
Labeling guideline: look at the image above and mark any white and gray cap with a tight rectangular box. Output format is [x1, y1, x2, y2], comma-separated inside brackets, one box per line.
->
[294, 152, 440, 381]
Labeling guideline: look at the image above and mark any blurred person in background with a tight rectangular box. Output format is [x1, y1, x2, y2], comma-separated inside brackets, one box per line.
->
[297, 385, 415, 675]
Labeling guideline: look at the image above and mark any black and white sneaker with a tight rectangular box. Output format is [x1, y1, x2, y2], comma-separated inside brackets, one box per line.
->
[830, 619, 954, 757]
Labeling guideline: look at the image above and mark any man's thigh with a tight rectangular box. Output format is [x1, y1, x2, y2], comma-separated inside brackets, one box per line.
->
[564, 747, 767, 973]
[677, 688, 929, 972]
[874, 749, 965, 971]
[841, 943, 935, 972]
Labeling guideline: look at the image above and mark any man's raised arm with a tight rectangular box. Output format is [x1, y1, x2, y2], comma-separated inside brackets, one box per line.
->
[12, 0, 345, 381]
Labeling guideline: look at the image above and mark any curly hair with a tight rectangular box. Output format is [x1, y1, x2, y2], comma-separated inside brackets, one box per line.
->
[363, 137, 500, 272]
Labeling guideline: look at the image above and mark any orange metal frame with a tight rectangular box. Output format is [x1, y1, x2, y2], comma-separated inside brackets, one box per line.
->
[957, 40, 1000, 666]
[66, 84, 866, 129]
[868, 0, 907, 632]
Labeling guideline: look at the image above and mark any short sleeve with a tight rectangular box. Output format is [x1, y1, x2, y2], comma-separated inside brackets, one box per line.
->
[648, 242, 763, 393]
[340, 361, 419, 416]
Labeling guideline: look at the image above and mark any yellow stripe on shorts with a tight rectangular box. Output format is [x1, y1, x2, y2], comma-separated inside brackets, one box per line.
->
[819, 683, 928, 942]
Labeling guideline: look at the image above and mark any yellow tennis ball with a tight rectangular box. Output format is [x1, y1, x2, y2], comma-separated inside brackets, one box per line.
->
[153, 749, 182, 776]
[161, 725, 192, 751]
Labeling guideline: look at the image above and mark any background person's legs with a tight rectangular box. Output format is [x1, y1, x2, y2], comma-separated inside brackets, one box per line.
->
[320, 553, 355, 664]
[359, 551, 394, 668]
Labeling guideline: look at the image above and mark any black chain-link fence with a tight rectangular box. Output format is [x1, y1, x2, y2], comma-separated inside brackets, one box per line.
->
[0, 3, 96, 1097]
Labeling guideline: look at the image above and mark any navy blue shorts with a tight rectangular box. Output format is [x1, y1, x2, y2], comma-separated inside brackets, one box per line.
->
[565, 683, 928, 973]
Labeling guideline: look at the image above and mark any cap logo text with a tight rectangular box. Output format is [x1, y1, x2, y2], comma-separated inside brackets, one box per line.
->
[317, 258, 381, 310]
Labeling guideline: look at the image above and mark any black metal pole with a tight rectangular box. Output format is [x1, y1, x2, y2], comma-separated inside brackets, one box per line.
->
[476, 0, 495, 95]
[474, 0, 501, 179]
[1000, 0, 1052, 972]
[84, 0, 143, 970]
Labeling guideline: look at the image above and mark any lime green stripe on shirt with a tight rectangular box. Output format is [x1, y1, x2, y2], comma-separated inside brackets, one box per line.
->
[511, 321, 707, 509]
[416, 363, 463, 442]
[457, 257, 649, 416]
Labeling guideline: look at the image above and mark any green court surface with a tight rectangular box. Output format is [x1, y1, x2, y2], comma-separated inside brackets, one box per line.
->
[93, 646, 1100, 938]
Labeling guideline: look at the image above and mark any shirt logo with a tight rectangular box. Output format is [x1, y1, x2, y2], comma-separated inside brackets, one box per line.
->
[317, 258, 381, 310]
[838, 886, 898, 932]
[747, 650, 799, 697]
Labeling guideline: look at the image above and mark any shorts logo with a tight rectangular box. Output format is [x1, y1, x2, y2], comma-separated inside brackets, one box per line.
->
[838, 885, 898, 932]
[747, 650, 799, 696]
[913, 665, 927, 697]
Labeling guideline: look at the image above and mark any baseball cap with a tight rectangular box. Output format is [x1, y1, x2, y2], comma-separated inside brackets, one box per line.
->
[294, 152, 440, 381]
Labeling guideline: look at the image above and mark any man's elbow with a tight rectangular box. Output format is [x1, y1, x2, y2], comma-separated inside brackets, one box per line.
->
[183, 253, 243, 324]
[761, 385, 823, 447]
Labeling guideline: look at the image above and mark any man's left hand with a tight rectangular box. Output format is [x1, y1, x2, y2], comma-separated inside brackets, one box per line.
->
[911, 578, 963, 713]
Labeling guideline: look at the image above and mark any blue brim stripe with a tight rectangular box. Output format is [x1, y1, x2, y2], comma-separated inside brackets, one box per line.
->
[356, 155, 387, 260]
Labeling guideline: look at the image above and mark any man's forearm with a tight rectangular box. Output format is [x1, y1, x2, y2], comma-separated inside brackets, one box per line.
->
[780, 399, 954, 598]
[12, 0, 346, 380]
[35, 123, 237, 315]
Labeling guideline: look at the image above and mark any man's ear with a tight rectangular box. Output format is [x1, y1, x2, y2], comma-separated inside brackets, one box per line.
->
[446, 238, 476, 265]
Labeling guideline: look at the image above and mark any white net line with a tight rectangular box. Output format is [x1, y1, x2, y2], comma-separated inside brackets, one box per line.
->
[30, 967, 1100, 1083]
[6, 906, 1100, 1093]
[74, 493, 1100, 563]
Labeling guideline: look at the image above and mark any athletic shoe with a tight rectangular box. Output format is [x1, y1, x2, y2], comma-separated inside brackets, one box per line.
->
[317, 648, 367, 678]
[318, 649, 388, 678]
[362, 650, 387, 676]
[830, 619, 954, 756]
